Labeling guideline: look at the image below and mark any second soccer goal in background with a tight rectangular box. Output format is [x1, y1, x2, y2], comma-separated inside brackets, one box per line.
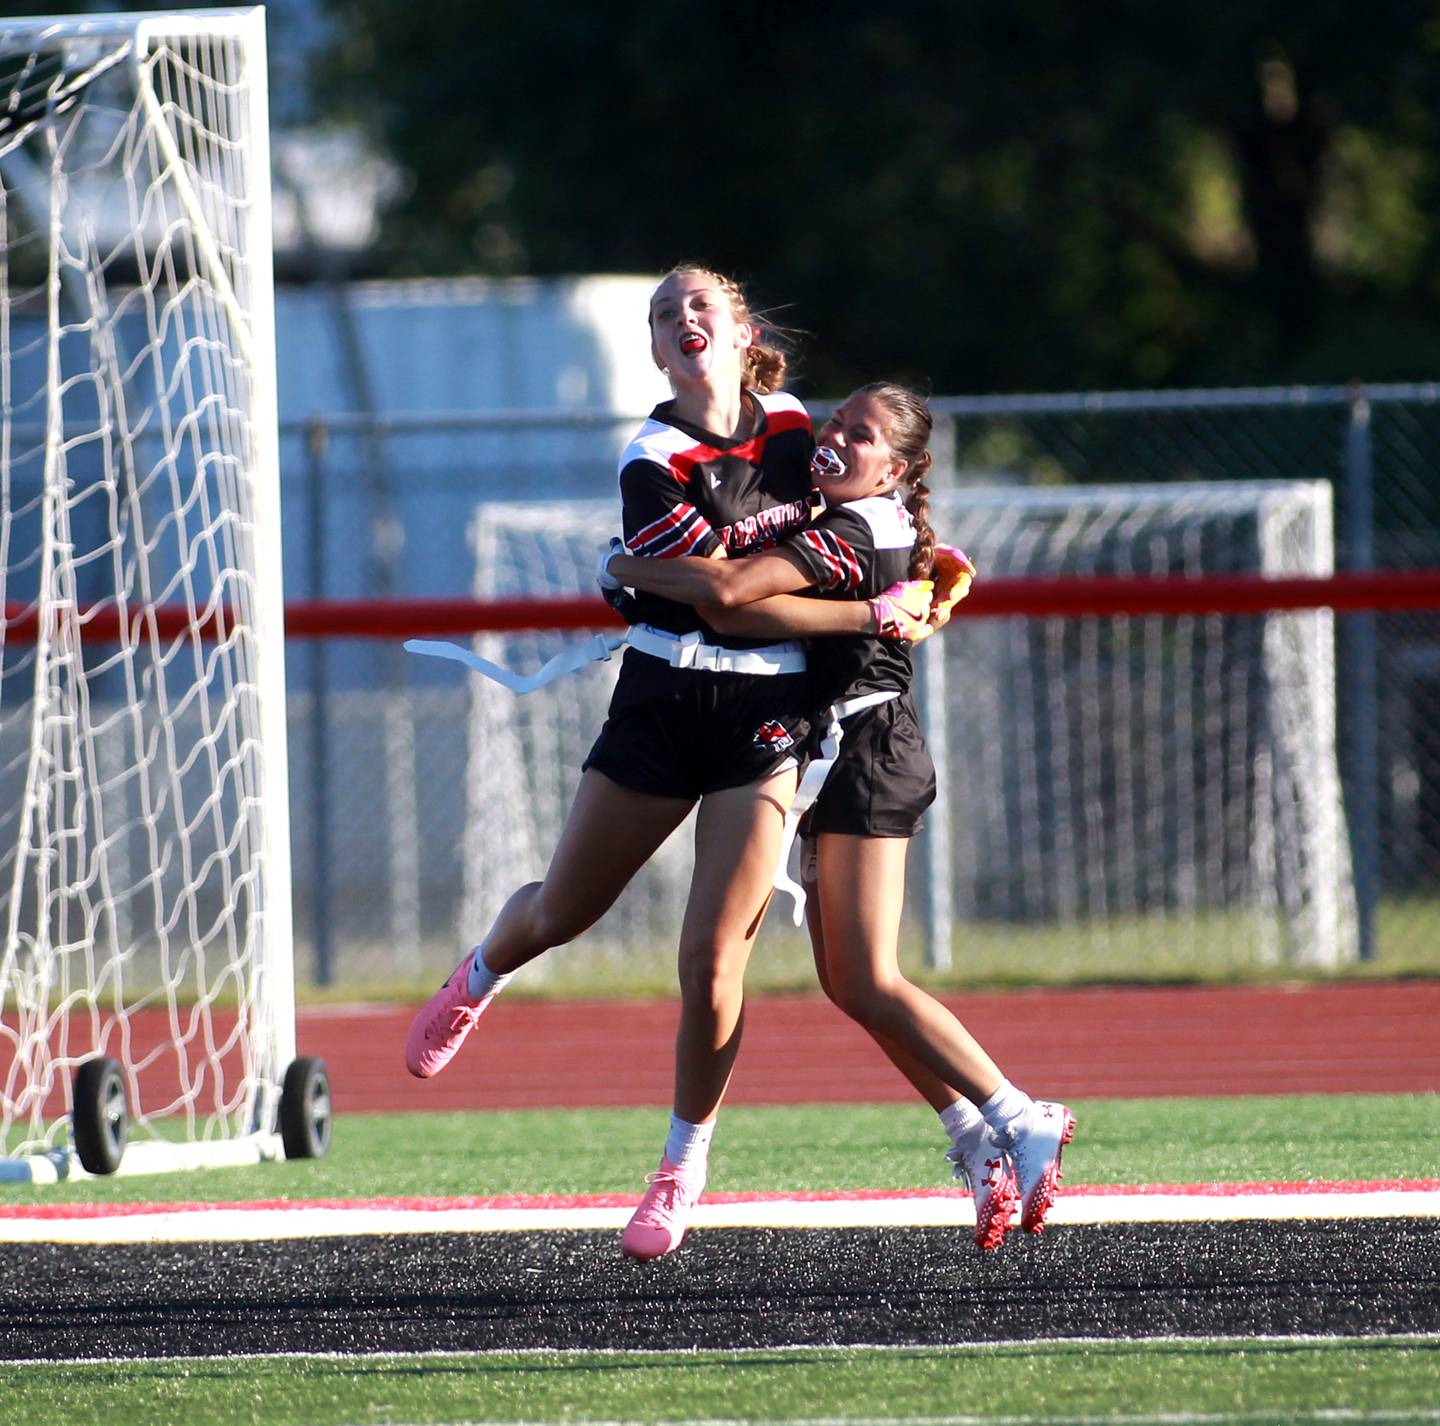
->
[456, 480, 1351, 984]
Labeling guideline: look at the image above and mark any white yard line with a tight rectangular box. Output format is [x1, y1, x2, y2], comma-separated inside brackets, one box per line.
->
[6, 1334, 1440, 1370]
[2, 1188, 1438, 1244]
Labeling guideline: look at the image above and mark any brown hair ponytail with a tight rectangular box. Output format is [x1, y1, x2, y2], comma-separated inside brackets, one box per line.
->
[906, 454, 936, 580]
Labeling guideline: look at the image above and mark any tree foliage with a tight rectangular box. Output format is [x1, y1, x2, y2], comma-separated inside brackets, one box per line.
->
[318, 1, 1440, 394]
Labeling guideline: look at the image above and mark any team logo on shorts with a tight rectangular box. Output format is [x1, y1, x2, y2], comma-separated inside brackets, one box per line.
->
[752, 720, 795, 752]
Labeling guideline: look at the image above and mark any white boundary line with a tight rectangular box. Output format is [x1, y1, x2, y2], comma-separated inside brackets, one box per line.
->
[6, 1332, 1439, 1369]
[3, 1189, 1438, 1244]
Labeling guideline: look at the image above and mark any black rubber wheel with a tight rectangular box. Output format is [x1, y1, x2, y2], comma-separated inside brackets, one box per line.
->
[71, 1057, 129, 1175]
[279, 1056, 332, 1159]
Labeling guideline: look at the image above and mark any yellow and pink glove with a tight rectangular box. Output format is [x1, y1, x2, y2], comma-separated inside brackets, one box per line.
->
[927, 544, 977, 633]
[869, 547, 977, 643]
[868, 579, 936, 641]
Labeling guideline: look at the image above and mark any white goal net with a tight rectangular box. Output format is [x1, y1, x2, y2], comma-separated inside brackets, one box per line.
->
[921, 482, 1354, 971]
[460, 480, 1355, 982]
[0, 9, 309, 1178]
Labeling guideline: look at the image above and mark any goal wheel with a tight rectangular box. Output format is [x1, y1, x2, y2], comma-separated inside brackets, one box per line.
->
[279, 1057, 332, 1160]
[71, 1057, 129, 1175]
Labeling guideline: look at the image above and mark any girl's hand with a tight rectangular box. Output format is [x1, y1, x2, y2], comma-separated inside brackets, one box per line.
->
[596, 537, 626, 592]
[868, 580, 935, 641]
[927, 544, 977, 632]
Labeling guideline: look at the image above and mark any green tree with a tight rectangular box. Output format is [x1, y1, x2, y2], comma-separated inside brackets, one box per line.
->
[319, 0, 1440, 393]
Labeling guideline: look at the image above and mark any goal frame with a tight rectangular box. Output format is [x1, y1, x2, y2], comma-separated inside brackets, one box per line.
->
[459, 479, 1356, 980]
[0, 6, 300, 1181]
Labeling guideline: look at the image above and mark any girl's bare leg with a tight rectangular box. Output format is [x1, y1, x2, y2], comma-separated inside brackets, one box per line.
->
[618, 765, 796, 1261]
[804, 857, 963, 1113]
[814, 832, 1003, 1106]
[671, 766, 796, 1123]
[480, 769, 693, 975]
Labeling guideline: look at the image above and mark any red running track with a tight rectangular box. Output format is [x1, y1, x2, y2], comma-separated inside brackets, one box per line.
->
[299, 981, 1440, 1113]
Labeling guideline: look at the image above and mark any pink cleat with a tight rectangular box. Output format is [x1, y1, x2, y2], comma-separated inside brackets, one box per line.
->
[620, 1156, 705, 1261]
[946, 1127, 1020, 1252]
[404, 949, 497, 1079]
[1005, 1101, 1076, 1235]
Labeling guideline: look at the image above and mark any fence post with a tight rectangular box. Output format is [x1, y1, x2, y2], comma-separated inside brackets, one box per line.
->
[917, 633, 953, 971]
[1342, 385, 1379, 961]
[305, 416, 335, 987]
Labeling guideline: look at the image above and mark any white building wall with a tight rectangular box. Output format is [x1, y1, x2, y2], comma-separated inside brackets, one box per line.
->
[274, 275, 670, 420]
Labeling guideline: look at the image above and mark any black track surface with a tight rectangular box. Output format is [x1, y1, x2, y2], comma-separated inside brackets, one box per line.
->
[2, 1221, 1436, 1360]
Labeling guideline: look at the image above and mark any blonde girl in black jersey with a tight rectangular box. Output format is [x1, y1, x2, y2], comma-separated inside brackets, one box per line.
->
[606, 383, 1075, 1251]
[406, 267, 898, 1261]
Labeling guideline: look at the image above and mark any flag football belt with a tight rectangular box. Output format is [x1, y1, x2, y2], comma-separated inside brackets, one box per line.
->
[401, 623, 804, 692]
[627, 623, 808, 676]
[772, 689, 901, 925]
[403, 632, 630, 693]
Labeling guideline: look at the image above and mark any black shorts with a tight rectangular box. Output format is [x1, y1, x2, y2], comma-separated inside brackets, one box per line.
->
[802, 693, 936, 838]
[583, 648, 811, 801]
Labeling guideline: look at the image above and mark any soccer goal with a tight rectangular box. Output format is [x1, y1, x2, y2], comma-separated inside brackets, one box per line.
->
[0, 9, 328, 1180]
[923, 481, 1355, 971]
[461, 479, 1355, 980]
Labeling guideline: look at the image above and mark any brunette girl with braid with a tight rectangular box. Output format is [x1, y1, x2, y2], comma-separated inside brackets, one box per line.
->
[606, 382, 1076, 1252]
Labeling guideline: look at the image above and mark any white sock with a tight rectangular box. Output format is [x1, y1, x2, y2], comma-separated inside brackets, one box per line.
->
[978, 1079, 1035, 1139]
[465, 945, 514, 1002]
[939, 1098, 985, 1147]
[663, 1114, 713, 1174]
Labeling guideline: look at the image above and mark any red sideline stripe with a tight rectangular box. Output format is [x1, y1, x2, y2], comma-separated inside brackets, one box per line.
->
[4, 1179, 1437, 1220]
[9, 571, 1440, 644]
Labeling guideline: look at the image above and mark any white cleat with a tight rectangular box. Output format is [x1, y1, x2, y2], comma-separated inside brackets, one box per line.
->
[946, 1126, 1020, 1251]
[1004, 1101, 1076, 1234]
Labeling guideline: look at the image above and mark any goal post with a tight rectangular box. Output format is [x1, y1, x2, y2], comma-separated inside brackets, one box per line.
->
[922, 481, 1356, 971]
[0, 8, 324, 1180]
[461, 480, 1356, 979]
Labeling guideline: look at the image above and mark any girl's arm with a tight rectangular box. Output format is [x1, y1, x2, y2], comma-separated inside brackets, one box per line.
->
[701, 595, 876, 637]
[607, 547, 812, 607]
[706, 581, 936, 641]
[606, 542, 935, 639]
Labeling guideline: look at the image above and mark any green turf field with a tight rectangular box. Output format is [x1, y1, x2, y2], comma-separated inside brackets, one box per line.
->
[3, 1338, 1438, 1426]
[2, 1092, 1434, 1206]
[3, 1094, 1436, 1425]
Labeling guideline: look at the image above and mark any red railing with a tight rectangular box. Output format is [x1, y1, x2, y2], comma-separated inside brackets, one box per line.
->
[7, 570, 1440, 643]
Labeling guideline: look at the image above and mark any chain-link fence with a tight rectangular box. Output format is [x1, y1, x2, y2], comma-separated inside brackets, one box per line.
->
[280, 383, 1440, 989]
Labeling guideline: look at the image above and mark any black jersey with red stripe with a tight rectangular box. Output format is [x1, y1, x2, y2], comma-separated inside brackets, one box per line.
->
[783, 491, 918, 705]
[618, 390, 813, 646]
